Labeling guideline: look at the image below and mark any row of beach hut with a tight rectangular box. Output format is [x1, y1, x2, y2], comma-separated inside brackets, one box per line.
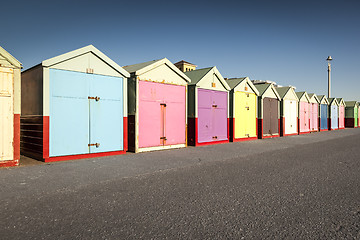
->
[1, 45, 359, 167]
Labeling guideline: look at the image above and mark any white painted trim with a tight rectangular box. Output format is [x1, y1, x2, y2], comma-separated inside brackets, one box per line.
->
[42, 45, 130, 78]
[43, 68, 50, 116]
[135, 58, 190, 83]
[0, 46, 22, 68]
[137, 144, 186, 153]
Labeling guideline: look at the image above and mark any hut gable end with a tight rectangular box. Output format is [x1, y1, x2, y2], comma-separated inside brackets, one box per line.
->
[138, 63, 189, 86]
[196, 67, 230, 91]
[42, 45, 129, 78]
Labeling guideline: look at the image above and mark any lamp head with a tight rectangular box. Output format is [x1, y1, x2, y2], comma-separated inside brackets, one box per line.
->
[326, 56, 333, 61]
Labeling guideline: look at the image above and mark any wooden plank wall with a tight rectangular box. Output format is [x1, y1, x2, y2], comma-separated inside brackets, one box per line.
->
[20, 116, 43, 160]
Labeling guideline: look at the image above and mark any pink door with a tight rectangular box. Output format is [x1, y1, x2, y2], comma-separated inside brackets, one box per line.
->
[138, 81, 186, 148]
[339, 106, 345, 128]
[299, 102, 310, 132]
[310, 103, 318, 131]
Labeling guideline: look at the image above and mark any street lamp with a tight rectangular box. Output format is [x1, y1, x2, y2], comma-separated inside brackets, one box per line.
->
[327, 56, 333, 98]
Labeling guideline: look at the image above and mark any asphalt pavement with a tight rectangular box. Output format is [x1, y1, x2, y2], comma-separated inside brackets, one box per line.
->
[1, 128, 360, 239]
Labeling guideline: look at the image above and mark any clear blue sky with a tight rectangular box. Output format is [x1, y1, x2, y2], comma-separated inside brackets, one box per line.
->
[2, 0, 360, 101]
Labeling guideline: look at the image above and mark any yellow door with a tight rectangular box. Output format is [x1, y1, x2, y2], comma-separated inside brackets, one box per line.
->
[234, 92, 257, 138]
[0, 67, 14, 161]
[247, 93, 257, 137]
[234, 91, 246, 138]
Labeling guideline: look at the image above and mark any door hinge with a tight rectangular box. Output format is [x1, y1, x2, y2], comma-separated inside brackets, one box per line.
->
[88, 96, 100, 101]
[88, 143, 100, 148]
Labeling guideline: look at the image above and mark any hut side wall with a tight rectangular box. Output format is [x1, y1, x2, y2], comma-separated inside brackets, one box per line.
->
[20, 66, 44, 160]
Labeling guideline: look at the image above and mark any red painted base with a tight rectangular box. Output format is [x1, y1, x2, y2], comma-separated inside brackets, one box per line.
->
[232, 136, 258, 142]
[320, 129, 328, 132]
[44, 150, 126, 163]
[195, 140, 229, 146]
[338, 127, 345, 130]
[299, 131, 311, 135]
[310, 129, 319, 132]
[0, 159, 19, 168]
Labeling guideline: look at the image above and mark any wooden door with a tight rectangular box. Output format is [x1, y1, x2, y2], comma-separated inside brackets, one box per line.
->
[320, 104, 328, 130]
[247, 93, 257, 137]
[198, 89, 227, 143]
[0, 67, 14, 161]
[331, 105, 338, 129]
[262, 98, 271, 135]
[138, 81, 185, 148]
[234, 91, 247, 138]
[338, 106, 344, 128]
[49, 69, 89, 157]
[89, 74, 123, 153]
[198, 89, 213, 143]
[284, 100, 297, 135]
[355, 107, 358, 127]
[270, 98, 279, 135]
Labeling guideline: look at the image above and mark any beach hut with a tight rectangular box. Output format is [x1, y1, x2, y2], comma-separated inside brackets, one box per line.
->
[226, 77, 259, 141]
[328, 98, 339, 130]
[336, 98, 346, 129]
[344, 101, 358, 128]
[275, 86, 298, 137]
[317, 95, 329, 131]
[296, 92, 311, 134]
[0, 46, 22, 167]
[308, 93, 320, 132]
[253, 83, 281, 139]
[124, 58, 190, 153]
[185, 67, 230, 146]
[21, 45, 129, 162]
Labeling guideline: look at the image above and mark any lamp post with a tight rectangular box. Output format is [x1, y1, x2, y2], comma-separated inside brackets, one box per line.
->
[327, 56, 333, 98]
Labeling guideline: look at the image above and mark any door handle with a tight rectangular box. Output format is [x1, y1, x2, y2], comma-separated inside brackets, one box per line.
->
[88, 143, 100, 148]
[88, 96, 100, 101]
[212, 104, 218, 108]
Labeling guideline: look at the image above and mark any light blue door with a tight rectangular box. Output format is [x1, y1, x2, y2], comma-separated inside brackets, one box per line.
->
[49, 69, 89, 157]
[331, 105, 338, 129]
[320, 104, 328, 130]
[89, 74, 123, 153]
[49, 69, 123, 157]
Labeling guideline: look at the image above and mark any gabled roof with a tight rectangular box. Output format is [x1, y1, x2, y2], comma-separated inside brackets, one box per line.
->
[185, 66, 230, 90]
[308, 93, 320, 104]
[254, 83, 280, 99]
[317, 95, 330, 105]
[184, 67, 212, 84]
[345, 101, 358, 107]
[225, 77, 259, 95]
[123, 58, 190, 82]
[0, 46, 22, 68]
[328, 97, 339, 106]
[226, 77, 246, 89]
[275, 86, 298, 100]
[336, 98, 346, 106]
[42, 45, 129, 78]
[296, 91, 311, 102]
